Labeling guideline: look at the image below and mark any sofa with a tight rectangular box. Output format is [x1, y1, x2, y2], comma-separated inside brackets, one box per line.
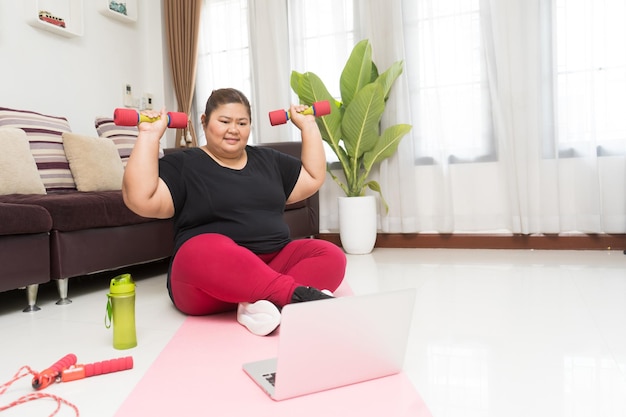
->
[0, 107, 319, 312]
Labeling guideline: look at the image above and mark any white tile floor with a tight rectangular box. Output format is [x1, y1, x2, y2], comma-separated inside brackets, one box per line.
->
[1, 249, 625, 417]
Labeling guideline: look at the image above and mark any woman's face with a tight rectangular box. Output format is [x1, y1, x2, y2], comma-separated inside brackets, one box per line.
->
[202, 102, 251, 158]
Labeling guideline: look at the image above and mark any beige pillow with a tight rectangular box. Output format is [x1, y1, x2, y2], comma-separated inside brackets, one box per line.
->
[62, 132, 124, 192]
[0, 128, 46, 195]
[0, 107, 75, 191]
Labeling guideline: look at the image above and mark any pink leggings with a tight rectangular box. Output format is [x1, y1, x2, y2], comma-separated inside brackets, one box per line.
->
[169, 233, 347, 315]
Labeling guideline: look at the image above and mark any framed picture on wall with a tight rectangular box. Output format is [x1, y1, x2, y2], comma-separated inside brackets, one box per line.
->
[99, 0, 137, 23]
[27, 0, 84, 37]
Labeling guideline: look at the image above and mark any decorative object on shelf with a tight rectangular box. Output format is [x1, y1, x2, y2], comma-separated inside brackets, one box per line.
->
[290, 39, 412, 254]
[38, 10, 66, 28]
[109, 1, 127, 15]
[99, 0, 137, 23]
[29, 0, 84, 38]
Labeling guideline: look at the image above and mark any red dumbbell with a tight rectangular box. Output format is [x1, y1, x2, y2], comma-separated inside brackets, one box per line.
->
[113, 108, 188, 129]
[269, 101, 331, 126]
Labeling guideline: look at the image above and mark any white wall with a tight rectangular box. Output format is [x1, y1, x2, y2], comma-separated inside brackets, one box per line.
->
[0, 0, 177, 146]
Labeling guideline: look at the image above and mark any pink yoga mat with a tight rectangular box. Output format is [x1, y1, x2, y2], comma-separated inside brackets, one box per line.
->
[115, 283, 432, 417]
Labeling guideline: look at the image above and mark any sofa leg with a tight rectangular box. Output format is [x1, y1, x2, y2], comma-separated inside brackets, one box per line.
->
[23, 284, 42, 312]
[55, 278, 72, 305]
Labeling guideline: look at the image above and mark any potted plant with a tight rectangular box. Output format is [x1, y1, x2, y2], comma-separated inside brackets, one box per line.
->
[290, 39, 412, 254]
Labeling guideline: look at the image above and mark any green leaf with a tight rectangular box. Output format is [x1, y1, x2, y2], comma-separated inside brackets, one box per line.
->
[290, 71, 309, 102]
[370, 62, 380, 84]
[340, 40, 373, 108]
[290, 71, 344, 164]
[362, 124, 412, 171]
[365, 181, 389, 213]
[290, 71, 336, 109]
[341, 83, 385, 159]
[375, 61, 404, 101]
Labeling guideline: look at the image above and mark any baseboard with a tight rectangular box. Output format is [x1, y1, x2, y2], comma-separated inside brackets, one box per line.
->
[316, 233, 626, 251]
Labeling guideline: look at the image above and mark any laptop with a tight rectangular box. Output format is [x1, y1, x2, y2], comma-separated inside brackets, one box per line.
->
[242, 288, 416, 401]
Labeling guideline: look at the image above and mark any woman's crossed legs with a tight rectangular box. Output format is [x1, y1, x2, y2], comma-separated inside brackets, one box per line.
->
[169, 233, 346, 316]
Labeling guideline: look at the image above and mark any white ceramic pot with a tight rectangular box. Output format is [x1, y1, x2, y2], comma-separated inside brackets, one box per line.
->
[338, 195, 377, 254]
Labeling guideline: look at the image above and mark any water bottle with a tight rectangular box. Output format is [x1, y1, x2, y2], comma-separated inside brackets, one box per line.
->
[105, 273, 137, 350]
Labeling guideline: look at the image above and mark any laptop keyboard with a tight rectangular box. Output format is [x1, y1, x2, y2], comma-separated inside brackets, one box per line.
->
[263, 372, 276, 387]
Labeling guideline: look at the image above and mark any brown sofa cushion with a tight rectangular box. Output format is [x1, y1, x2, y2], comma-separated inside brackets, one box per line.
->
[0, 202, 52, 235]
[285, 200, 306, 210]
[0, 191, 154, 232]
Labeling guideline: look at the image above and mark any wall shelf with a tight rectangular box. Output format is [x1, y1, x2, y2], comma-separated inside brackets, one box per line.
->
[27, 0, 84, 38]
[99, 0, 137, 23]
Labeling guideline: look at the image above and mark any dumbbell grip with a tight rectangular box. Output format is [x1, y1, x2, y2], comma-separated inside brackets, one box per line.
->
[113, 108, 188, 129]
[269, 100, 331, 126]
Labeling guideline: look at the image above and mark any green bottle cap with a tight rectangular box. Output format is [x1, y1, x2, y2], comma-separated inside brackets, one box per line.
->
[109, 273, 135, 294]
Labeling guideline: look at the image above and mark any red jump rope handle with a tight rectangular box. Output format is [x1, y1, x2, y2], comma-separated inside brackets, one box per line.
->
[61, 356, 134, 382]
[32, 353, 78, 390]
[269, 100, 331, 126]
[113, 108, 188, 129]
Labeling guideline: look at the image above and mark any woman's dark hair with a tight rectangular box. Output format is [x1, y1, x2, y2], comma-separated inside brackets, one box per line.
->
[202, 88, 251, 126]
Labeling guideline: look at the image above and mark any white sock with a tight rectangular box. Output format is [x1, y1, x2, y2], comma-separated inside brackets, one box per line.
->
[237, 300, 281, 336]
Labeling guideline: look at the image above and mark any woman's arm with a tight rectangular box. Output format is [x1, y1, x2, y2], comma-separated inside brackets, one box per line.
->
[286, 104, 326, 204]
[122, 108, 175, 219]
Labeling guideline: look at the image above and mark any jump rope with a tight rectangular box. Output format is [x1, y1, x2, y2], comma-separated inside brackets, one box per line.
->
[0, 353, 132, 416]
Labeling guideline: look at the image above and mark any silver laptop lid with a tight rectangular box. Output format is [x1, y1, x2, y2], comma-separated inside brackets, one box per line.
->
[272, 288, 416, 400]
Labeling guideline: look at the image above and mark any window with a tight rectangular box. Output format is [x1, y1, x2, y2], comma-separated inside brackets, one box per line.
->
[288, 0, 356, 152]
[195, 0, 251, 145]
[288, 0, 356, 99]
[553, 0, 626, 157]
[403, 0, 494, 164]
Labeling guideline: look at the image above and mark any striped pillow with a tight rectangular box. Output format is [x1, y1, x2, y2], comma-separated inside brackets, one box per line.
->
[0, 107, 76, 191]
[94, 117, 164, 167]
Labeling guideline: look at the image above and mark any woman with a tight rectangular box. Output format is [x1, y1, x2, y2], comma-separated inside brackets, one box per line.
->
[123, 88, 346, 336]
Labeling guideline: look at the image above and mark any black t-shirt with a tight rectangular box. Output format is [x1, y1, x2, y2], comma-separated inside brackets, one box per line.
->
[159, 145, 302, 255]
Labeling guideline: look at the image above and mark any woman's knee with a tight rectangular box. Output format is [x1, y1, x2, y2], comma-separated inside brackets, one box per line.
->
[316, 239, 347, 271]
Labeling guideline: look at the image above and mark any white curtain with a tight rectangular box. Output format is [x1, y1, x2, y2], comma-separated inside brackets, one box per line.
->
[247, 0, 293, 143]
[482, 0, 625, 234]
[194, 0, 252, 144]
[344, 0, 626, 234]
